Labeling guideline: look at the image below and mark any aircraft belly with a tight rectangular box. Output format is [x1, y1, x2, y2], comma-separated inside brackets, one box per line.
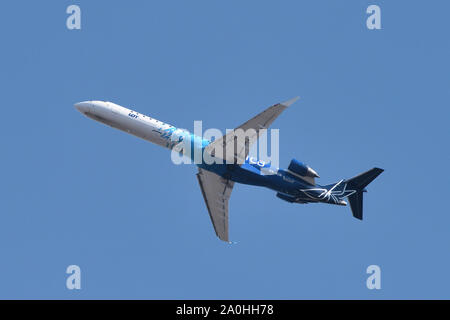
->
[229, 167, 269, 187]
[89, 110, 168, 148]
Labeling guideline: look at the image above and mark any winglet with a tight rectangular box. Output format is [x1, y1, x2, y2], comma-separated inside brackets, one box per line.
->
[280, 96, 300, 107]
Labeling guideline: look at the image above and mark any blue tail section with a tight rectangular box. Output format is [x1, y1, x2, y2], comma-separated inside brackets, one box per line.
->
[321, 168, 383, 218]
[345, 168, 384, 220]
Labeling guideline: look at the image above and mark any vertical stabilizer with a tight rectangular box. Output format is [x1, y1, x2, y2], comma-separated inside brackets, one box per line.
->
[345, 168, 384, 220]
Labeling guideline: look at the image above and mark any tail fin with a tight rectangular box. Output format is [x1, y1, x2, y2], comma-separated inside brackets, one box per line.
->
[346, 168, 384, 220]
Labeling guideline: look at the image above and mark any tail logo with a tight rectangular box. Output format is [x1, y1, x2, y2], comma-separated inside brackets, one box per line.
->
[300, 180, 357, 203]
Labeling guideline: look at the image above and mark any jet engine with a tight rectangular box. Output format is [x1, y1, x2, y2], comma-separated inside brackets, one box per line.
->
[288, 159, 320, 178]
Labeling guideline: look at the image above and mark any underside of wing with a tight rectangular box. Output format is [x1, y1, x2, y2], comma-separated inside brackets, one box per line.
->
[196, 168, 235, 242]
[204, 97, 299, 164]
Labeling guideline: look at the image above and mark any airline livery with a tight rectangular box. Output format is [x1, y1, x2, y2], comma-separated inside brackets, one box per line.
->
[75, 99, 383, 242]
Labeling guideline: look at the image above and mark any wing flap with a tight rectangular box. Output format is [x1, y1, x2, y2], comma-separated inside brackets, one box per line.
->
[196, 168, 234, 242]
[204, 97, 299, 164]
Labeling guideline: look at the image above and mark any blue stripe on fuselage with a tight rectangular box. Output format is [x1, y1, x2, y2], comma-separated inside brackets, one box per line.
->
[198, 159, 314, 197]
[191, 140, 322, 200]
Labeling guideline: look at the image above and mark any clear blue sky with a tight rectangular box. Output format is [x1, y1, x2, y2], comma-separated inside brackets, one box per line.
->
[0, 1, 449, 299]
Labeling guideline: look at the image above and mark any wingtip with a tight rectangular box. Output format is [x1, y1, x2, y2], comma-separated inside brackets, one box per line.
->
[280, 96, 300, 107]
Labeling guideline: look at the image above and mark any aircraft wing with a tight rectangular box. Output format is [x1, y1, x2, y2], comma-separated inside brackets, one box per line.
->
[204, 97, 299, 164]
[196, 168, 235, 242]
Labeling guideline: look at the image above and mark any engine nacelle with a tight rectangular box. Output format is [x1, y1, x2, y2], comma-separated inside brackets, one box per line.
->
[288, 159, 320, 178]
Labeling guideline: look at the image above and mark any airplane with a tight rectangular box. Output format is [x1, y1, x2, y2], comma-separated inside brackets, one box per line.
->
[75, 98, 383, 242]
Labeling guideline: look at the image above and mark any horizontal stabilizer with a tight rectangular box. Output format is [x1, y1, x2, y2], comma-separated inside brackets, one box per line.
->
[346, 168, 384, 190]
[346, 167, 383, 220]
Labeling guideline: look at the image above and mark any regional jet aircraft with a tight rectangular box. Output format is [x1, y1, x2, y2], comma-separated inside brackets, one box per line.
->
[75, 99, 383, 242]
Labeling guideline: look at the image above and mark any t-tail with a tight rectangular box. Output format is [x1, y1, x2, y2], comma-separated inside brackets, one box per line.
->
[323, 168, 383, 220]
[344, 168, 384, 220]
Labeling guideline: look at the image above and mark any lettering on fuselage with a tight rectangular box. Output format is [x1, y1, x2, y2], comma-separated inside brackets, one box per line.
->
[126, 109, 181, 147]
[282, 175, 295, 184]
[99, 102, 280, 168]
[247, 157, 267, 167]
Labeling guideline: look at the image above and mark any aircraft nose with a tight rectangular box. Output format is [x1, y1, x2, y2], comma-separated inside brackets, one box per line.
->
[74, 101, 92, 113]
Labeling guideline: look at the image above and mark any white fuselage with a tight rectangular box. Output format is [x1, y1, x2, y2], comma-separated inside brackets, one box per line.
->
[75, 101, 196, 152]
